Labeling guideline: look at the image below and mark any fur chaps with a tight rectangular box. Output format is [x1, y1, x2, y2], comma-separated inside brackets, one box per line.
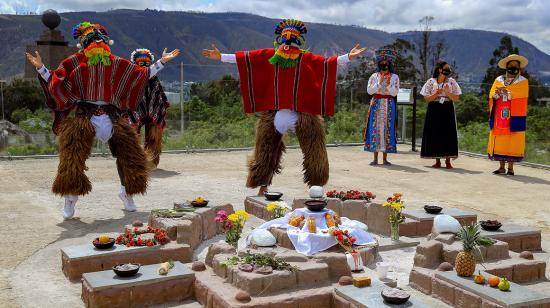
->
[143, 123, 163, 167]
[295, 112, 329, 186]
[52, 117, 95, 196]
[246, 111, 286, 188]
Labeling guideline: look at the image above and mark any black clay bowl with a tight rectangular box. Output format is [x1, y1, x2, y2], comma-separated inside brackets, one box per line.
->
[191, 200, 209, 207]
[92, 238, 115, 249]
[381, 288, 411, 305]
[113, 263, 141, 277]
[305, 199, 327, 212]
[264, 192, 283, 201]
[480, 220, 502, 231]
[424, 205, 443, 214]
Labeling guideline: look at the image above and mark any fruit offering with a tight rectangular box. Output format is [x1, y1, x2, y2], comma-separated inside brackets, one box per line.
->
[159, 260, 175, 275]
[288, 215, 305, 227]
[325, 214, 336, 228]
[194, 196, 205, 204]
[474, 271, 485, 284]
[488, 275, 500, 287]
[98, 234, 111, 244]
[498, 277, 511, 291]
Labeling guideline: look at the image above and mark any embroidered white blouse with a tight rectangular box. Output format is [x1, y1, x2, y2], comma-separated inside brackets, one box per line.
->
[367, 72, 400, 97]
[420, 77, 462, 100]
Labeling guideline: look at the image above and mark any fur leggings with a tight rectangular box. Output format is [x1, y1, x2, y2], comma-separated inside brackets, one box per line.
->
[246, 111, 329, 188]
[52, 116, 150, 196]
[139, 122, 163, 167]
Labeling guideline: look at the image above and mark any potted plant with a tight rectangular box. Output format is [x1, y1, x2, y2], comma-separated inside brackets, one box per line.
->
[215, 210, 251, 247]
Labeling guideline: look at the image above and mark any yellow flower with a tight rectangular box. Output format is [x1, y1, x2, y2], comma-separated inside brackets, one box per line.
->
[391, 203, 402, 210]
[235, 210, 250, 218]
[228, 213, 239, 222]
[266, 202, 279, 212]
[383, 202, 391, 207]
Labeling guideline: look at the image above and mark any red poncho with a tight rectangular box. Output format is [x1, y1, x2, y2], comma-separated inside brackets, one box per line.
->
[235, 48, 338, 116]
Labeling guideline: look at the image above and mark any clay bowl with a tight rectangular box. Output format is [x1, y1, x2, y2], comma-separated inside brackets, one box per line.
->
[424, 205, 443, 214]
[381, 288, 411, 305]
[480, 220, 502, 231]
[113, 263, 141, 277]
[92, 238, 115, 250]
[264, 192, 283, 201]
[305, 199, 327, 212]
[191, 200, 209, 207]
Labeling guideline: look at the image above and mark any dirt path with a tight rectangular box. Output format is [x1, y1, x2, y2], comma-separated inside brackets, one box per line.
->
[1, 146, 549, 307]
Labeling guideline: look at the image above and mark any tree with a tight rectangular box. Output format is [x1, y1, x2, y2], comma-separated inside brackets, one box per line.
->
[418, 16, 434, 81]
[3, 79, 44, 122]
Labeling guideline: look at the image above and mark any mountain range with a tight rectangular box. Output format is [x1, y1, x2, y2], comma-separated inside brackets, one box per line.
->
[1, 9, 549, 84]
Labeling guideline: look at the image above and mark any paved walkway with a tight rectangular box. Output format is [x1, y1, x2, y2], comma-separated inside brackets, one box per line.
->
[1, 145, 549, 307]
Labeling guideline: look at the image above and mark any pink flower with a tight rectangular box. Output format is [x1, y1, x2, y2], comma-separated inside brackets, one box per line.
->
[223, 220, 234, 231]
[215, 210, 228, 223]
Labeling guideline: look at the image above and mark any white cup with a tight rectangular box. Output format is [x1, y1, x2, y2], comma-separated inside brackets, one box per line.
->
[376, 262, 390, 279]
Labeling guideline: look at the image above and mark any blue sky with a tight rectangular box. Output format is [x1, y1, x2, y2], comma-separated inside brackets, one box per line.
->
[2, 0, 549, 54]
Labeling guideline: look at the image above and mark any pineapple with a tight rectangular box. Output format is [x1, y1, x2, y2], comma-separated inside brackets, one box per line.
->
[455, 223, 494, 277]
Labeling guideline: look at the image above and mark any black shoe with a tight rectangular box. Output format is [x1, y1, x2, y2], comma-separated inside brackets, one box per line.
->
[507, 170, 515, 176]
[493, 169, 505, 175]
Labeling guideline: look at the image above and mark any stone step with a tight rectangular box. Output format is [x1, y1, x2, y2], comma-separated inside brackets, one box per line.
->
[61, 242, 192, 281]
[194, 265, 337, 307]
[149, 203, 234, 249]
[81, 261, 195, 308]
[244, 196, 292, 221]
[480, 255, 547, 283]
[480, 223, 542, 252]
[334, 280, 431, 307]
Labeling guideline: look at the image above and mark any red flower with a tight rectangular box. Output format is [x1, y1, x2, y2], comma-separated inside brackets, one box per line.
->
[147, 241, 154, 247]
[337, 234, 344, 241]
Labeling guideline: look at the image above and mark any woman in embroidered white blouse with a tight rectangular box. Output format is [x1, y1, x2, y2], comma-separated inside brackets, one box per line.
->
[419, 61, 462, 169]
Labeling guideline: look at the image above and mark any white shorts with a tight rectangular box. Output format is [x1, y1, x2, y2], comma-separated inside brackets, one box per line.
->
[274, 109, 298, 134]
[90, 114, 113, 143]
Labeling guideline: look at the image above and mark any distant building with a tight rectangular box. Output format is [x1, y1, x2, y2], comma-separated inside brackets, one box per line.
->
[536, 97, 550, 107]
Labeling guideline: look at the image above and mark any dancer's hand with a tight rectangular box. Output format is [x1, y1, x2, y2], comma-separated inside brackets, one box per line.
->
[160, 48, 180, 64]
[348, 44, 368, 60]
[26, 51, 43, 69]
[202, 44, 221, 61]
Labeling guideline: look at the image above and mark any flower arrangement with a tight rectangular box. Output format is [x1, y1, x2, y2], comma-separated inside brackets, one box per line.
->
[266, 201, 290, 219]
[383, 193, 405, 241]
[115, 226, 169, 247]
[215, 210, 251, 247]
[326, 190, 375, 202]
[329, 227, 357, 252]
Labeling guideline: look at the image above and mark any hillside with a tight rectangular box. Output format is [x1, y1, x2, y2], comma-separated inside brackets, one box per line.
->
[1, 9, 549, 83]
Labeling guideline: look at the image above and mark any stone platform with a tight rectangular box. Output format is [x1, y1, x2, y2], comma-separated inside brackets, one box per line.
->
[244, 196, 293, 221]
[334, 281, 430, 307]
[81, 261, 195, 308]
[400, 208, 478, 237]
[410, 267, 550, 307]
[149, 203, 234, 249]
[480, 223, 542, 252]
[61, 242, 192, 281]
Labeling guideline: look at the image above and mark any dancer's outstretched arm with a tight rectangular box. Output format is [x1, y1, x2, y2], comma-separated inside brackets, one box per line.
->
[202, 44, 237, 63]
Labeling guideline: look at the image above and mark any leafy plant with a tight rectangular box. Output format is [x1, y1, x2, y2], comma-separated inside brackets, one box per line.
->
[221, 253, 296, 272]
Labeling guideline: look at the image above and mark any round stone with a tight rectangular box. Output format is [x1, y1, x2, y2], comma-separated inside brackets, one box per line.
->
[42, 9, 61, 30]
[235, 290, 251, 302]
[433, 215, 461, 234]
[191, 261, 206, 271]
[238, 263, 254, 272]
[251, 229, 276, 247]
[309, 186, 324, 198]
[437, 262, 454, 272]
[255, 265, 273, 275]
[519, 251, 534, 260]
[132, 220, 144, 227]
[339, 276, 353, 285]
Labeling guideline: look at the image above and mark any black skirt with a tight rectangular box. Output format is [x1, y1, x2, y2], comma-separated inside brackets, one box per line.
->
[421, 101, 458, 159]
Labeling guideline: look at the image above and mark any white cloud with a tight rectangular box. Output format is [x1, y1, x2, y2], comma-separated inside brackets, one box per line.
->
[1, 0, 549, 53]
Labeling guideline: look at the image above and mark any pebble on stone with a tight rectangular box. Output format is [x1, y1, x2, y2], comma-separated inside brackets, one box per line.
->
[519, 251, 534, 260]
[339, 276, 353, 285]
[255, 265, 273, 275]
[132, 220, 144, 227]
[235, 290, 251, 302]
[437, 262, 454, 271]
[238, 263, 254, 272]
[192, 261, 206, 271]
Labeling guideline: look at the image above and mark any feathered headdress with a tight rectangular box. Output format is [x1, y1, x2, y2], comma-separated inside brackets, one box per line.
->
[375, 48, 398, 63]
[274, 19, 307, 47]
[72, 21, 113, 49]
[131, 49, 155, 67]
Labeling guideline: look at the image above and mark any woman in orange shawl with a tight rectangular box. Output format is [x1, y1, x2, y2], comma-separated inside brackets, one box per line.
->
[487, 54, 529, 176]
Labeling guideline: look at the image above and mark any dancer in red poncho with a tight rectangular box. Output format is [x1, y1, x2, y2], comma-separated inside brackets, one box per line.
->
[26, 21, 180, 219]
[203, 19, 367, 195]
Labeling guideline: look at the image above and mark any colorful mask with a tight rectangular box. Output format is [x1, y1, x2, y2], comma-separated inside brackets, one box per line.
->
[269, 19, 307, 68]
[131, 49, 155, 67]
[72, 22, 113, 66]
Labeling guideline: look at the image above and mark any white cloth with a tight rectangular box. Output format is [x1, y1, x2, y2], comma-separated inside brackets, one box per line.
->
[90, 114, 113, 143]
[367, 72, 400, 96]
[220, 53, 351, 65]
[254, 207, 376, 256]
[420, 77, 462, 99]
[36, 59, 164, 82]
[274, 109, 299, 134]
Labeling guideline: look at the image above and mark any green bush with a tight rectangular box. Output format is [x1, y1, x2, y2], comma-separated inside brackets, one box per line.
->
[6, 144, 58, 156]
